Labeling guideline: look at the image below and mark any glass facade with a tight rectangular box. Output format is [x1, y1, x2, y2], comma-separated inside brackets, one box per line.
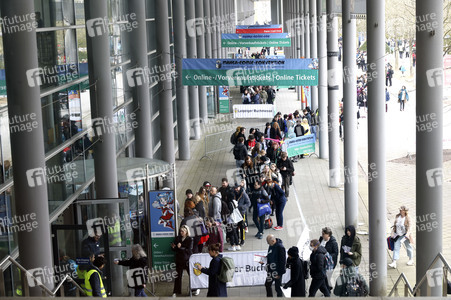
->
[0, 0, 179, 295]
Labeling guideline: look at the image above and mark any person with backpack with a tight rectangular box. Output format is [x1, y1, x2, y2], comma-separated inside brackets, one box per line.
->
[319, 227, 339, 291]
[283, 246, 306, 297]
[339, 225, 362, 270]
[197, 243, 227, 297]
[308, 239, 331, 297]
[333, 258, 368, 297]
[261, 235, 286, 297]
[230, 126, 241, 145]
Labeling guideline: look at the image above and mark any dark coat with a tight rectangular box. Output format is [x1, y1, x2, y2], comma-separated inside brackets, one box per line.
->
[284, 256, 306, 297]
[235, 189, 251, 215]
[310, 246, 327, 279]
[333, 266, 369, 296]
[195, 200, 206, 218]
[171, 236, 193, 266]
[201, 254, 227, 297]
[266, 238, 286, 278]
[233, 143, 248, 161]
[249, 187, 269, 209]
[81, 236, 101, 257]
[277, 158, 294, 180]
[339, 225, 362, 266]
[319, 235, 339, 268]
[118, 257, 148, 289]
[87, 265, 104, 297]
[268, 183, 287, 204]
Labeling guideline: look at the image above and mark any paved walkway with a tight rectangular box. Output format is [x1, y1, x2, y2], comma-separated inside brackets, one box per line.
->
[152, 75, 450, 297]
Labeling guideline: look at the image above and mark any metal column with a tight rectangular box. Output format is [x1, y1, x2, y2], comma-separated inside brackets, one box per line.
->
[342, 0, 358, 228]
[156, 0, 176, 167]
[186, 0, 201, 140]
[195, 0, 208, 122]
[211, 0, 218, 58]
[204, 0, 212, 59]
[215, 0, 221, 58]
[85, 0, 121, 295]
[326, 0, 339, 187]
[1, 0, 54, 294]
[317, 0, 328, 159]
[128, 0, 153, 158]
[173, 0, 190, 160]
[221, 0, 227, 58]
[416, 0, 443, 296]
[310, 0, 318, 111]
[367, 0, 387, 295]
[271, 0, 279, 24]
[85, 0, 119, 198]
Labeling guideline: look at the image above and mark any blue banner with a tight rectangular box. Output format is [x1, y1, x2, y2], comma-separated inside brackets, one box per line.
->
[182, 58, 319, 71]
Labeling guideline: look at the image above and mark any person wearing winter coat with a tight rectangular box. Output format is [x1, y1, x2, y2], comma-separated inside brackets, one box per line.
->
[233, 137, 248, 170]
[283, 246, 306, 297]
[308, 239, 331, 297]
[234, 184, 250, 246]
[197, 243, 227, 297]
[339, 225, 362, 269]
[276, 152, 295, 197]
[398, 86, 409, 111]
[319, 227, 339, 290]
[171, 225, 193, 296]
[114, 244, 148, 297]
[261, 235, 286, 297]
[249, 181, 270, 239]
[333, 258, 368, 297]
[208, 187, 222, 223]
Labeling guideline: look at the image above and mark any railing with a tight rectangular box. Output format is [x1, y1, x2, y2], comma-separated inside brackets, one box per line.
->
[389, 252, 450, 297]
[0, 255, 86, 297]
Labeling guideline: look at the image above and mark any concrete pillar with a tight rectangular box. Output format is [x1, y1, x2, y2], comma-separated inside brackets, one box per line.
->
[326, 0, 340, 187]
[367, 0, 387, 295]
[204, 0, 212, 59]
[317, 0, 328, 159]
[156, 0, 175, 167]
[173, 0, 190, 160]
[84, 0, 121, 295]
[271, 0, 279, 24]
[0, 0, 54, 294]
[416, 0, 443, 295]
[221, 0, 227, 58]
[310, 0, 318, 111]
[195, 0, 208, 123]
[186, 0, 201, 139]
[211, 0, 218, 58]
[215, 0, 221, 58]
[127, 0, 153, 158]
[342, 0, 358, 228]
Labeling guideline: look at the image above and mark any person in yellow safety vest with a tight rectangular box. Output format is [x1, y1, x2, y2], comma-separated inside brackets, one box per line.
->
[85, 256, 107, 297]
[77, 253, 95, 292]
[108, 217, 121, 246]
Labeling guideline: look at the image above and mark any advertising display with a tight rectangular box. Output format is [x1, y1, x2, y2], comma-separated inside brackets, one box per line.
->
[222, 33, 291, 47]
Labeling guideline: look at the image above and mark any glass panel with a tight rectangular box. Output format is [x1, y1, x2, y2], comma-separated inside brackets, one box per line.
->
[146, 0, 156, 19]
[75, 0, 85, 26]
[118, 181, 146, 247]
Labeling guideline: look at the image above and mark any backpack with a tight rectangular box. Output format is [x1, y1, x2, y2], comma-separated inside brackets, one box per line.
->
[264, 215, 273, 229]
[343, 277, 368, 297]
[218, 256, 235, 283]
[324, 252, 334, 271]
[302, 260, 310, 279]
[221, 200, 230, 223]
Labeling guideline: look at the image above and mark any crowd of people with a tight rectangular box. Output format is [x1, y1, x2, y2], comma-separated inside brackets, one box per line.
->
[240, 86, 276, 105]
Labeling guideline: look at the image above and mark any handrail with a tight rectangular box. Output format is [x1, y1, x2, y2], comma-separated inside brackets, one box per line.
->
[0, 255, 86, 297]
[389, 252, 450, 297]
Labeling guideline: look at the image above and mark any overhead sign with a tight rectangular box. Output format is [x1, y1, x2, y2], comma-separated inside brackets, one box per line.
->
[222, 33, 291, 47]
[236, 24, 283, 34]
[149, 190, 175, 268]
[182, 58, 319, 86]
[233, 104, 275, 119]
[286, 134, 316, 157]
[189, 251, 290, 289]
